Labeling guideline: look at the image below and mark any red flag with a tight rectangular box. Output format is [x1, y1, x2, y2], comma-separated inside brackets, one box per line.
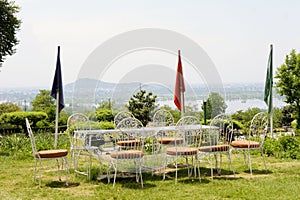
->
[174, 50, 185, 111]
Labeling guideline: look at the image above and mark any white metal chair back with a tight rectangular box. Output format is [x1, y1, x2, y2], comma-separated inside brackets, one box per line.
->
[249, 112, 268, 146]
[209, 113, 234, 146]
[175, 115, 201, 146]
[67, 113, 91, 148]
[152, 109, 174, 127]
[26, 118, 38, 158]
[113, 111, 134, 127]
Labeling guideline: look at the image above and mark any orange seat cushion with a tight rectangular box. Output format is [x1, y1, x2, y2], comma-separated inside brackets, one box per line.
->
[110, 150, 144, 159]
[157, 137, 184, 145]
[117, 140, 141, 147]
[166, 147, 198, 156]
[230, 140, 260, 148]
[35, 149, 68, 158]
[199, 145, 229, 152]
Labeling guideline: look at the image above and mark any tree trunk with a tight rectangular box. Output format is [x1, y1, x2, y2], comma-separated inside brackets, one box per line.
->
[296, 102, 300, 130]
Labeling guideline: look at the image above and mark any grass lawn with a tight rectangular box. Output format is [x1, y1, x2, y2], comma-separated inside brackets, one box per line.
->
[1, 152, 300, 200]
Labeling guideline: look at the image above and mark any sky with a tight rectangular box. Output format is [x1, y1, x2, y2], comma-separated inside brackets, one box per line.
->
[1, 0, 300, 88]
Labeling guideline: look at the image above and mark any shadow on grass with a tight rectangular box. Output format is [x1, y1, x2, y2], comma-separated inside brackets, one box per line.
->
[45, 181, 80, 188]
[243, 169, 273, 175]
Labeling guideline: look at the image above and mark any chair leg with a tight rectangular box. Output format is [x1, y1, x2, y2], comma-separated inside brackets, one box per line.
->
[248, 149, 252, 175]
[64, 157, 69, 186]
[163, 156, 168, 181]
[261, 147, 267, 172]
[112, 161, 117, 187]
[33, 159, 38, 183]
[227, 151, 235, 177]
[138, 159, 143, 188]
[38, 159, 42, 187]
[175, 158, 178, 184]
[56, 159, 62, 181]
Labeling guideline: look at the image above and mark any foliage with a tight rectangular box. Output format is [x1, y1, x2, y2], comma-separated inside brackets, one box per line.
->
[127, 90, 157, 126]
[1, 133, 300, 199]
[0, 132, 69, 158]
[203, 92, 227, 119]
[278, 136, 300, 159]
[31, 90, 56, 122]
[231, 108, 262, 133]
[156, 105, 181, 123]
[272, 107, 283, 128]
[0, 111, 47, 133]
[0, 102, 22, 115]
[0, 0, 21, 65]
[275, 49, 300, 129]
[281, 105, 294, 127]
[95, 108, 113, 122]
[264, 136, 300, 159]
[184, 105, 200, 118]
[97, 100, 113, 109]
[98, 121, 114, 130]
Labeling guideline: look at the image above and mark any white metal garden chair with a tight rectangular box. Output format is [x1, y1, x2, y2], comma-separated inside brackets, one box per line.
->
[67, 113, 100, 181]
[108, 117, 145, 188]
[230, 112, 268, 175]
[25, 118, 69, 187]
[198, 113, 235, 178]
[163, 116, 201, 183]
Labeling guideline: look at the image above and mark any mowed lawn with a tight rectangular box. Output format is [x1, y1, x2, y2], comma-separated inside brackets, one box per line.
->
[0, 152, 300, 200]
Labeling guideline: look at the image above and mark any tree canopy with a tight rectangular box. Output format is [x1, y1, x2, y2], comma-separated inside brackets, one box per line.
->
[127, 90, 157, 126]
[0, 0, 21, 65]
[203, 92, 227, 119]
[31, 90, 56, 122]
[275, 49, 300, 129]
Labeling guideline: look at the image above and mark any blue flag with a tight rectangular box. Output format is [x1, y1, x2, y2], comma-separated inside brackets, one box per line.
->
[50, 46, 64, 112]
[264, 45, 273, 113]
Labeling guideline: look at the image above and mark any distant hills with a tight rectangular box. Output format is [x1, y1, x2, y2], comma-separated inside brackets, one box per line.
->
[0, 78, 282, 111]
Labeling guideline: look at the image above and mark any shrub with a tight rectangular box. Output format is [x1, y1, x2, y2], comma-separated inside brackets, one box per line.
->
[99, 121, 114, 130]
[264, 136, 300, 159]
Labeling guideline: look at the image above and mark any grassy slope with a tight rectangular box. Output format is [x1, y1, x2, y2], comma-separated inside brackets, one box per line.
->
[0, 154, 300, 200]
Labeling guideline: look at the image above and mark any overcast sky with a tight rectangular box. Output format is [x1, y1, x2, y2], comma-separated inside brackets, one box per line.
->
[1, 0, 300, 88]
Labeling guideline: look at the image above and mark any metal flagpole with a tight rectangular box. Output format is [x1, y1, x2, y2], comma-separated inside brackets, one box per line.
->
[270, 44, 274, 138]
[181, 90, 185, 118]
[54, 91, 59, 148]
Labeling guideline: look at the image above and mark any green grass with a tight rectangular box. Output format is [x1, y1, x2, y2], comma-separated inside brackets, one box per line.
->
[1, 133, 300, 199]
[0, 153, 300, 200]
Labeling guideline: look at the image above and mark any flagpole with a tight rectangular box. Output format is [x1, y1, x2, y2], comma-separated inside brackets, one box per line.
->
[54, 91, 59, 148]
[270, 44, 274, 138]
[270, 100, 273, 138]
[181, 89, 185, 118]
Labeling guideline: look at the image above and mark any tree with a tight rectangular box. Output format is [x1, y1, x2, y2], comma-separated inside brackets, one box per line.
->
[0, 102, 22, 115]
[95, 108, 114, 122]
[127, 90, 157, 126]
[0, 0, 21, 65]
[231, 107, 262, 134]
[275, 49, 300, 129]
[203, 92, 227, 119]
[31, 90, 56, 122]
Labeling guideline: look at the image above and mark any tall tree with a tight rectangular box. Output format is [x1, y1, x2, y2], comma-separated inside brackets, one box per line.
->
[0, 0, 21, 66]
[127, 90, 157, 126]
[275, 49, 300, 129]
[31, 90, 56, 122]
[203, 92, 227, 119]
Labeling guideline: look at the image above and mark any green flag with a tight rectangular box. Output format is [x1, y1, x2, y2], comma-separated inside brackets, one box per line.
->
[264, 45, 273, 113]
